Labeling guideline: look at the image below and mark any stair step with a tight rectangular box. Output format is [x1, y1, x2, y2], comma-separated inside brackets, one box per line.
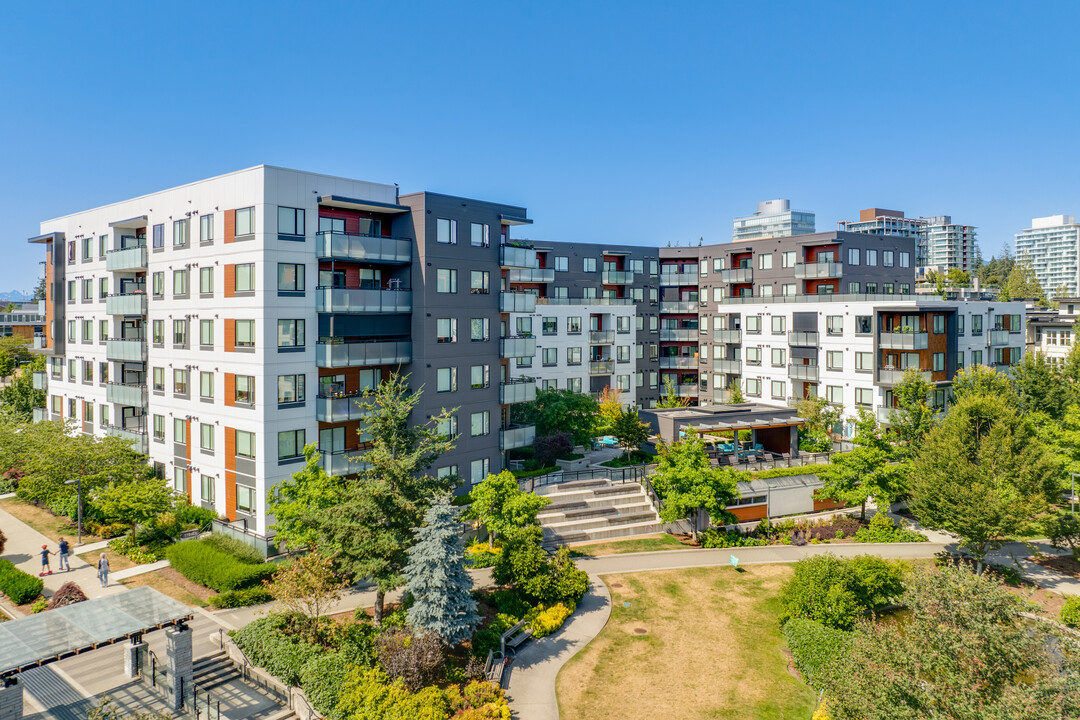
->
[263, 709, 298, 720]
[542, 511, 661, 533]
[544, 518, 666, 545]
[536, 478, 609, 494]
[539, 501, 654, 522]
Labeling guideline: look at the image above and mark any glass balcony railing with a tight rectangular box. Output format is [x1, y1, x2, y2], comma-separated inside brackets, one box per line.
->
[499, 424, 536, 451]
[33, 334, 47, 350]
[499, 336, 536, 359]
[659, 270, 699, 286]
[106, 339, 147, 362]
[659, 301, 699, 314]
[106, 382, 148, 407]
[106, 424, 148, 454]
[878, 368, 932, 385]
[105, 293, 148, 316]
[588, 360, 614, 375]
[788, 331, 820, 346]
[315, 394, 372, 423]
[500, 379, 537, 405]
[499, 292, 536, 313]
[659, 328, 698, 342]
[507, 267, 555, 283]
[32, 407, 47, 423]
[499, 244, 538, 269]
[316, 288, 411, 314]
[316, 231, 412, 264]
[589, 330, 615, 345]
[659, 356, 698, 369]
[601, 270, 635, 285]
[105, 245, 148, 272]
[714, 358, 742, 374]
[719, 267, 753, 283]
[32, 371, 47, 390]
[876, 406, 895, 424]
[320, 448, 369, 477]
[989, 329, 1010, 346]
[714, 328, 741, 344]
[672, 384, 700, 397]
[316, 340, 412, 368]
[788, 364, 820, 382]
[879, 332, 928, 350]
[793, 261, 843, 279]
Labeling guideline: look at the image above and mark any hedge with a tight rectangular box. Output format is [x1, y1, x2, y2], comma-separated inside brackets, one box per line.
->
[782, 618, 852, 689]
[166, 537, 277, 592]
[0, 559, 44, 605]
[207, 586, 273, 609]
[231, 615, 323, 686]
[1062, 596, 1080, 629]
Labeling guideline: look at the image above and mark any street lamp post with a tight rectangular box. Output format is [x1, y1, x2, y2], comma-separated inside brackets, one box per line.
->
[1071, 472, 1078, 516]
[64, 476, 83, 546]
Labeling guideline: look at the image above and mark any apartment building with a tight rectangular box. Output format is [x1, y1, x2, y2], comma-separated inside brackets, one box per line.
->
[0, 302, 45, 340]
[1025, 298, 1079, 365]
[28, 166, 540, 536]
[838, 208, 978, 277]
[732, 199, 816, 241]
[701, 294, 1026, 429]
[1015, 215, 1080, 297]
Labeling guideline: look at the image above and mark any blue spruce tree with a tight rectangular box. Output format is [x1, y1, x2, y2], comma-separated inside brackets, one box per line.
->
[405, 492, 480, 645]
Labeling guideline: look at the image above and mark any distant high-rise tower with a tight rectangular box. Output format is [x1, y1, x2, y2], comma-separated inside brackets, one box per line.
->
[839, 208, 977, 275]
[1015, 214, 1080, 296]
[732, 199, 815, 241]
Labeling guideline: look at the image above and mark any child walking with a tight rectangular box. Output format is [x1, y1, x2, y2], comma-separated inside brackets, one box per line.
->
[39, 544, 55, 576]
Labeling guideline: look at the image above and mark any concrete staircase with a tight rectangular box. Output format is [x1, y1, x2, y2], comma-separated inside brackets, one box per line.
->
[536, 477, 663, 546]
[192, 650, 296, 720]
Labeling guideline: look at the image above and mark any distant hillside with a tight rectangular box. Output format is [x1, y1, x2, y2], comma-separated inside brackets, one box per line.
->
[0, 290, 33, 302]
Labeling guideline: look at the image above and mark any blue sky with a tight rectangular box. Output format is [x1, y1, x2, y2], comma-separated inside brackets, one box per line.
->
[1, 1, 1078, 291]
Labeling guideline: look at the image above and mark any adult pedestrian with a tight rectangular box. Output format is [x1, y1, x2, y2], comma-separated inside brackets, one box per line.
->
[39, 544, 56, 576]
[97, 553, 110, 587]
[57, 537, 70, 571]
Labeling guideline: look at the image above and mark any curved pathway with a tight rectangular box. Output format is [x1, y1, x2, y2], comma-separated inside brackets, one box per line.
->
[504, 541, 948, 720]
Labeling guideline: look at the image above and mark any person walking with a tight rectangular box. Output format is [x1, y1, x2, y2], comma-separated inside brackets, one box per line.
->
[39, 544, 55, 576]
[97, 553, 110, 588]
[57, 537, 70, 572]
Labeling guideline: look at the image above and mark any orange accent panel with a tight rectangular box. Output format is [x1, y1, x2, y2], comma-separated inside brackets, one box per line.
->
[224, 264, 236, 298]
[224, 209, 235, 244]
[812, 493, 846, 512]
[729, 504, 769, 522]
[224, 319, 236, 352]
[224, 373, 236, 407]
[11, 326, 32, 340]
[224, 428, 237, 521]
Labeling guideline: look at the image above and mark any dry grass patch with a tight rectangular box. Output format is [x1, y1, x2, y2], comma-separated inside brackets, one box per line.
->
[569, 533, 694, 557]
[557, 564, 816, 720]
[0, 498, 103, 544]
[77, 548, 135, 573]
[121, 567, 211, 607]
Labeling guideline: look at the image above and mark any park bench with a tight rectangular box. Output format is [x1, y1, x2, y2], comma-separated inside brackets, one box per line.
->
[501, 619, 534, 654]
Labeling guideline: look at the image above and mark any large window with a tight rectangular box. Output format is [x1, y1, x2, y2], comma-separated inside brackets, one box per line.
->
[855, 316, 872, 334]
[235, 263, 255, 294]
[470, 271, 489, 294]
[236, 430, 255, 459]
[855, 388, 873, 407]
[771, 380, 786, 399]
[470, 458, 489, 484]
[152, 319, 164, 345]
[153, 367, 165, 393]
[153, 415, 165, 441]
[771, 316, 786, 334]
[554, 256, 568, 272]
[278, 319, 305, 348]
[173, 319, 189, 348]
[174, 418, 187, 444]
[746, 347, 761, 365]
[173, 269, 189, 297]
[152, 224, 164, 250]
[437, 218, 457, 244]
[826, 351, 843, 370]
[436, 268, 457, 293]
[437, 415, 458, 439]
[826, 315, 843, 335]
[200, 423, 214, 452]
[173, 219, 189, 248]
[200, 214, 214, 244]
[758, 253, 773, 270]
[200, 320, 214, 348]
[470, 364, 489, 389]
[567, 316, 582, 334]
[436, 318, 457, 343]
[235, 375, 255, 405]
[933, 352, 945, 372]
[235, 320, 255, 349]
[470, 318, 489, 342]
[237, 486, 256, 514]
[200, 267, 214, 295]
[542, 317, 557, 335]
[278, 430, 306, 460]
[437, 367, 457, 392]
[745, 315, 761, 334]
[174, 369, 189, 396]
[827, 385, 843, 404]
[201, 474, 215, 502]
[278, 374, 305, 404]
[174, 468, 189, 495]
[855, 351, 874, 371]
[583, 258, 596, 273]
[470, 223, 488, 247]
[567, 346, 582, 365]
[235, 207, 255, 237]
[152, 272, 164, 297]
[771, 348, 786, 366]
[470, 411, 490, 437]
[278, 206, 305, 236]
[746, 378, 761, 396]
[278, 263, 304, 292]
[542, 348, 557, 366]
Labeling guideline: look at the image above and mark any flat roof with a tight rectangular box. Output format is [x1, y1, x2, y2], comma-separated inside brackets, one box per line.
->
[0, 586, 193, 678]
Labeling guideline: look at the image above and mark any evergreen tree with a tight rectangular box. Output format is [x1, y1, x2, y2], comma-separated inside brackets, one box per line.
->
[404, 493, 479, 645]
[726, 378, 745, 404]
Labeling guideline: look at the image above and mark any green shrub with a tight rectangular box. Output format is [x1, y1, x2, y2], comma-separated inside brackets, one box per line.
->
[166, 538, 276, 592]
[527, 602, 573, 637]
[0, 558, 44, 605]
[465, 541, 500, 569]
[202, 532, 265, 563]
[299, 652, 352, 720]
[511, 466, 560, 479]
[207, 586, 273, 609]
[108, 535, 168, 563]
[1060, 596, 1080, 629]
[700, 527, 768, 548]
[779, 553, 907, 630]
[230, 615, 322, 686]
[30, 597, 49, 613]
[782, 619, 852, 688]
[853, 513, 927, 543]
[748, 463, 832, 480]
[173, 502, 218, 529]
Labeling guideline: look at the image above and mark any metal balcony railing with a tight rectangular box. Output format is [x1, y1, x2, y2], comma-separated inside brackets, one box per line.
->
[659, 301, 699, 314]
[316, 231, 412, 264]
[316, 340, 412, 368]
[879, 332, 928, 350]
[316, 288, 412, 313]
[499, 336, 536, 359]
[719, 267, 753, 283]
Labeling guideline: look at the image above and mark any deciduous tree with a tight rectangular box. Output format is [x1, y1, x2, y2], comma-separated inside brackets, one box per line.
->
[464, 470, 550, 547]
[0, 354, 46, 420]
[1012, 350, 1072, 420]
[92, 475, 173, 537]
[950, 363, 1016, 402]
[650, 429, 740, 540]
[267, 444, 341, 551]
[512, 388, 600, 446]
[611, 408, 650, 461]
[889, 368, 934, 454]
[267, 550, 347, 623]
[794, 395, 840, 453]
[817, 410, 903, 519]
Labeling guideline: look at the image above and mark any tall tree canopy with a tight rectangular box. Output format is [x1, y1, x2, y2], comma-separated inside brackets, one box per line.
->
[889, 368, 935, 454]
[650, 429, 740, 539]
[950, 363, 1016, 402]
[1011, 350, 1073, 420]
[511, 388, 600, 446]
[817, 410, 904, 519]
[464, 470, 550, 548]
[909, 392, 1059, 572]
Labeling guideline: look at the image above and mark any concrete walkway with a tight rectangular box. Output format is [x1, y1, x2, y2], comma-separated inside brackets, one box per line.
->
[0, 505, 124, 601]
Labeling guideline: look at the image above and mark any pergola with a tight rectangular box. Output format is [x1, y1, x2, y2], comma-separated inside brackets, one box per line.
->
[640, 404, 806, 457]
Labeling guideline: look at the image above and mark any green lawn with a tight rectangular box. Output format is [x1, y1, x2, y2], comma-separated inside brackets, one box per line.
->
[557, 564, 817, 720]
[569, 533, 691, 557]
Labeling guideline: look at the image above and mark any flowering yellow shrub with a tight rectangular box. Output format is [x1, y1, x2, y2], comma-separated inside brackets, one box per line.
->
[812, 700, 830, 720]
[527, 602, 574, 638]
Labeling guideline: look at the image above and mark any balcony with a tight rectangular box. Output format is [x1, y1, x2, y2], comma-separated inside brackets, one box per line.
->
[105, 424, 148, 455]
[106, 339, 147, 363]
[32, 407, 47, 423]
[499, 292, 536, 313]
[879, 332, 928, 350]
[500, 244, 538, 269]
[659, 356, 698, 369]
[106, 293, 148, 316]
[105, 245, 148, 272]
[316, 394, 371, 423]
[788, 331, 820, 346]
[106, 382, 148, 407]
[33, 335, 47, 350]
[714, 328, 741, 344]
[589, 360, 614, 375]
[714, 358, 742, 374]
[878, 368, 932, 385]
[32, 371, 47, 390]
[659, 270, 699, 286]
[316, 288, 412, 314]
[316, 340, 412, 368]
[876, 406, 895, 424]
[989, 329, 1010, 346]
[602, 270, 635, 285]
[499, 424, 536, 451]
[589, 330, 615, 345]
[316, 231, 412, 264]
[500, 336, 536, 359]
[719, 267, 753, 283]
[793, 261, 843, 279]
[788, 364, 820, 382]
[507, 267, 555, 283]
[660, 301, 699, 314]
[320, 448, 369, 477]
[500, 379, 537, 405]
[659, 328, 698, 342]
[672, 384, 700, 398]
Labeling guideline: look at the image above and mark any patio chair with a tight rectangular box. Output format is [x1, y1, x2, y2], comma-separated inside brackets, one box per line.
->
[781, 452, 791, 468]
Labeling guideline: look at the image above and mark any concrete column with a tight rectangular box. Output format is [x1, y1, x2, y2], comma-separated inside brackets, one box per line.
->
[125, 640, 147, 679]
[0, 677, 23, 720]
[165, 626, 193, 711]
